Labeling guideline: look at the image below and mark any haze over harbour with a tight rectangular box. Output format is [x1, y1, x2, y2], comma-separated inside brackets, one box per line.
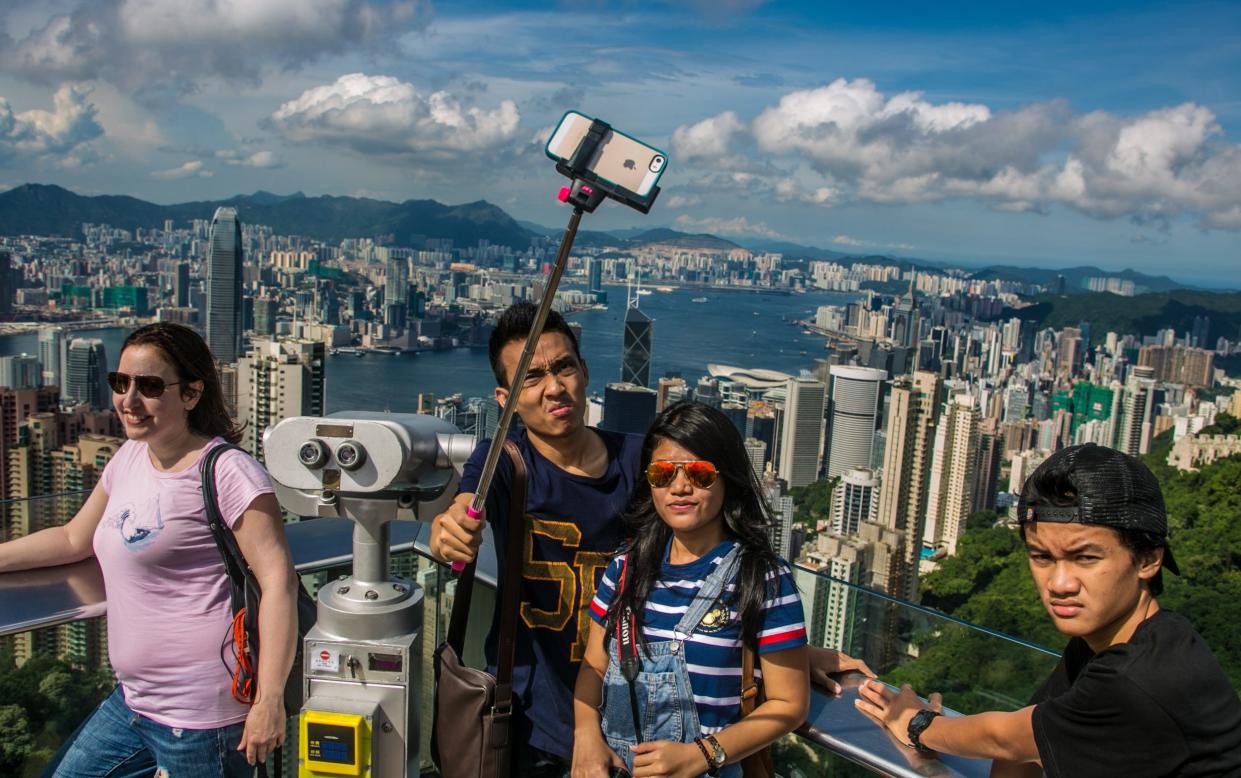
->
[0, 287, 859, 412]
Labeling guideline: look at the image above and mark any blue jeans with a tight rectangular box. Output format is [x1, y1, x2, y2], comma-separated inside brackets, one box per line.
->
[50, 687, 252, 778]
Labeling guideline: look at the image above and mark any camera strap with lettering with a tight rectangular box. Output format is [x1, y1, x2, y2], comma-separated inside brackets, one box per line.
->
[614, 555, 643, 743]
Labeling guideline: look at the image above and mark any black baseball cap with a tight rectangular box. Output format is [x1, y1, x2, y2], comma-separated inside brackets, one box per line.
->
[1017, 443, 1179, 575]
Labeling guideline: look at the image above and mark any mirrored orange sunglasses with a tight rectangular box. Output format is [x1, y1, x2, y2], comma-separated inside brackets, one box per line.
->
[645, 460, 719, 489]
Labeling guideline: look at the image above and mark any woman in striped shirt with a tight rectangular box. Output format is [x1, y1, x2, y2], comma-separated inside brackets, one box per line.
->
[573, 401, 810, 778]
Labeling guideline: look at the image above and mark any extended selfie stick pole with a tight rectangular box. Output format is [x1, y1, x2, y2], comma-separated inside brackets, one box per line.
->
[451, 118, 658, 574]
[452, 207, 582, 572]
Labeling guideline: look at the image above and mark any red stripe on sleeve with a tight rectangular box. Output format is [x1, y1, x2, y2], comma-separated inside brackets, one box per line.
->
[758, 626, 806, 647]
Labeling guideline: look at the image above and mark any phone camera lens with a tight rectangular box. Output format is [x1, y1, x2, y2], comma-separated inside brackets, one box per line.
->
[649, 155, 665, 173]
[335, 440, 366, 471]
[298, 439, 329, 469]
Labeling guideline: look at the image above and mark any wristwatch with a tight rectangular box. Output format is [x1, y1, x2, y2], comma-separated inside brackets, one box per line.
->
[703, 734, 727, 774]
[907, 709, 942, 754]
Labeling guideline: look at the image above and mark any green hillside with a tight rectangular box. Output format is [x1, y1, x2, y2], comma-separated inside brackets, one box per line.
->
[1006, 290, 1241, 345]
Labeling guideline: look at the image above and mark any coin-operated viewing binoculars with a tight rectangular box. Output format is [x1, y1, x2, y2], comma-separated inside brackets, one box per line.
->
[264, 412, 474, 778]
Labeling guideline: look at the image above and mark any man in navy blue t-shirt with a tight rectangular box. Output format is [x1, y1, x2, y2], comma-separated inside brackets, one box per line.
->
[431, 302, 870, 775]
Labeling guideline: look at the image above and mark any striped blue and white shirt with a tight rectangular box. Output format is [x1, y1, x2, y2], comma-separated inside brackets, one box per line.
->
[589, 539, 807, 734]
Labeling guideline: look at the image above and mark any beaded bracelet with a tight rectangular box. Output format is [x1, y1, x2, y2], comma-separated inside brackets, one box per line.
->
[692, 736, 717, 776]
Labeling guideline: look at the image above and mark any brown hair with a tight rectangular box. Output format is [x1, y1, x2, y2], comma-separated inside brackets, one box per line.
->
[121, 322, 243, 444]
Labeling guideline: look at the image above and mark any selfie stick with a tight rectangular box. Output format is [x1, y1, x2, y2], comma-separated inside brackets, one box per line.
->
[452, 118, 661, 573]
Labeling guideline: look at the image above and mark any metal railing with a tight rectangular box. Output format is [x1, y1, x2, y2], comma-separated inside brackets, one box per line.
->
[0, 491, 1056, 777]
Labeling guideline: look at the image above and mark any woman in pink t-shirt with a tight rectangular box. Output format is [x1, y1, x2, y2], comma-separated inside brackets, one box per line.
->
[0, 322, 298, 777]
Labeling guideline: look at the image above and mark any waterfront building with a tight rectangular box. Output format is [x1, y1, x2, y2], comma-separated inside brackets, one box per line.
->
[206, 207, 243, 363]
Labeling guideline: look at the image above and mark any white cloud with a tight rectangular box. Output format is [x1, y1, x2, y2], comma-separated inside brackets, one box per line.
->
[668, 77, 1241, 230]
[831, 234, 864, 246]
[664, 193, 703, 208]
[1, 0, 430, 97]
[0, 84, 103, 165]
[151, 159, 211, 179]
[674, 214, 782, 239]
[269, 73, 520, 158]
[216, 149, 281, 168]
[670, 111, 744, 160]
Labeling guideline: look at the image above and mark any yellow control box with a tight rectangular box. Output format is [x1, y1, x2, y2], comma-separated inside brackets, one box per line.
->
[299, 709, 372, 777]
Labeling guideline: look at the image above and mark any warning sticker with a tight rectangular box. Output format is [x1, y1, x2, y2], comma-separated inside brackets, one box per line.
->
[310, 646, 340, 673]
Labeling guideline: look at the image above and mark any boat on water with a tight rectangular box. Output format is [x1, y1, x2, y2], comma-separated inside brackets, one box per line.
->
[691, 296, 708, 303]
[637, 289, 653, 296]
[655, 286, 675, 293]
[801, 329, 813, 335]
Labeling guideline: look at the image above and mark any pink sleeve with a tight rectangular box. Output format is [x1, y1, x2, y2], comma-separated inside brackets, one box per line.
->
[211, 447, 276, 528]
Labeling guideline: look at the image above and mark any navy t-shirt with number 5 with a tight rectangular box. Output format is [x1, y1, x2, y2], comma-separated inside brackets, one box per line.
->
[457, 427, 643, 760]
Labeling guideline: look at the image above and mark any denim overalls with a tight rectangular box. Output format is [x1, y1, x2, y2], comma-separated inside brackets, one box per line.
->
[600, 546, 744, 778]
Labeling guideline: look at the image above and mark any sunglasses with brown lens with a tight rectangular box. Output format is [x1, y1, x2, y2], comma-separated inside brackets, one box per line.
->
[645, 460, 719, 489]
[107, 371, 182, 399]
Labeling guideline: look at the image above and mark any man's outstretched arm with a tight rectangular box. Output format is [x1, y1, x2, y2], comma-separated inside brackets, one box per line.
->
[856, 681, 1040, 765]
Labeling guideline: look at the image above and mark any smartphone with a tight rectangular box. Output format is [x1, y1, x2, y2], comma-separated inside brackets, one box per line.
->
[546, 110, 667, 199]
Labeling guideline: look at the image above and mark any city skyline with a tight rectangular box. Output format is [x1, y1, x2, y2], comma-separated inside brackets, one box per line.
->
[0, 1, 1239, 284]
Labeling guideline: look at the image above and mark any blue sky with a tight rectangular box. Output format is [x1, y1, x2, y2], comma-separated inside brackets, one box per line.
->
[1, 0, 1238, 285]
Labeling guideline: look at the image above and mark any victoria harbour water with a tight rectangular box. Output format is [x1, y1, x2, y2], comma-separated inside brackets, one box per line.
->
[0, 287, 859, 412]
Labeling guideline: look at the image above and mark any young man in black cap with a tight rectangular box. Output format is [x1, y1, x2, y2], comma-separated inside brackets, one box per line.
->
[856, 442, 1241, 777]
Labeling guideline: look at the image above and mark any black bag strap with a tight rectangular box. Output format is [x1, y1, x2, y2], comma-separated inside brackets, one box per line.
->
[445, 440, 527, 701]
[200, 443, 254, 611]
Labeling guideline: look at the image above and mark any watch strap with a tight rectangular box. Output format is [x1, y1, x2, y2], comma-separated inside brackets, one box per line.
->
[907, 709, 942, 754]
[693, 737, 719, 776]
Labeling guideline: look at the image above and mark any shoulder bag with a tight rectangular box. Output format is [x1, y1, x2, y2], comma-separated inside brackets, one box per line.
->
[740, 644, 776, 778]
[431, 439, 527, 778]
[200, 443, 318, 716]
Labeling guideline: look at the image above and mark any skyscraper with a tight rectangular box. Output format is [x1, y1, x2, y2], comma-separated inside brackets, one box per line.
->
[38, 327, 66, 390]
[877, 371, 941, 599]
[923, 392, 981, 556]
[206, 207, 243, 363]
[0, 355, 42, 389]
[826, 365, 887, 479]
[587, 258, 603, 294]
[600, 382, 658, 435]
[64, 339, 108, 410]
[0, 251, 12, 318]
[385, 256, 409, 310]
[1116, 364, 1157, 455]
[621, 295, 653, 387]
[237, 339, 327, 462]
[778, 376, 826, 488]
[174, 261, 191, 307]
[831, 467, 880, 535]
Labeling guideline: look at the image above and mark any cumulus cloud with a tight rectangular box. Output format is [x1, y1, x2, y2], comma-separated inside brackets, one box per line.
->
[664, 193, 703, 208]
[0, 0, 429, 97]
[674, 214, 782, 239]
[269, 73, 520, 158]
[151, 159, 212, 179]
[831, 234, 864, 246]
[672, 77, 1241, 230]
[670, 111, 744, 160]
[0, 84, 103, 165]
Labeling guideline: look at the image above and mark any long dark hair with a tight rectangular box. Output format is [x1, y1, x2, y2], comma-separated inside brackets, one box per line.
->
[607, 401, 781, 649]
[121, 322, 242, 444]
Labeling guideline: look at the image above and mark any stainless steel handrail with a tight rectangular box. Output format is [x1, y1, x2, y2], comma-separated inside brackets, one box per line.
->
[0, 518, 993, 778]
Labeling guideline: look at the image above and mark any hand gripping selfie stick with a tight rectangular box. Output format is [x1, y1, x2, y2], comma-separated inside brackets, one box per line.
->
[452, 117, 665, 573]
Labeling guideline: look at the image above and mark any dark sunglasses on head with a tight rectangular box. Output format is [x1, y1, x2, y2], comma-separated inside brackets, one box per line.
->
[645, 460, 719, 489]
[107, 371, 182, 399]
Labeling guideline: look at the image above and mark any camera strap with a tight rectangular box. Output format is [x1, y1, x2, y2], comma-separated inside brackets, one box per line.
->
[614, 555, 643, 744]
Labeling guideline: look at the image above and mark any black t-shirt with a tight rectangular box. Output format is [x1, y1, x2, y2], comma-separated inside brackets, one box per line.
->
[1030, 610, 1241, 777]
[458, 427, 643, 759]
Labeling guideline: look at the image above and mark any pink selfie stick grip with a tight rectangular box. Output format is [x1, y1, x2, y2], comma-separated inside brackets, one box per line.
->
[450, 505, 485, 573]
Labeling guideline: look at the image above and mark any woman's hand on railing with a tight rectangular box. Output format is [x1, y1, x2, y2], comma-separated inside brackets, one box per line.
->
[807, 645, 876, 694]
